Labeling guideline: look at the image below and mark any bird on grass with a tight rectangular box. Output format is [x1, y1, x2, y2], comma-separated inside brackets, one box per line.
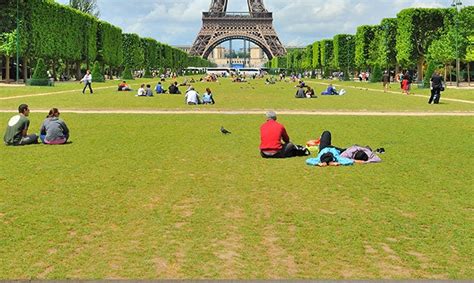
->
[220, 126, 231, 135]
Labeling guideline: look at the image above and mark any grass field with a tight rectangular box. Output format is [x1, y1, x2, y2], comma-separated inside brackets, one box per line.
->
[0, 77, 473, 279]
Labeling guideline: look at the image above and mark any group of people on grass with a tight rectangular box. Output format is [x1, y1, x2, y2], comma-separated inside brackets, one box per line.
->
[4, 104, 69, 146]
[259, 111, 382, 166]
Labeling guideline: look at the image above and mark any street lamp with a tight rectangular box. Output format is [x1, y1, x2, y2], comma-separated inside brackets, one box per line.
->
[16, 0, 20, 84]
[452, 0, 462, 87]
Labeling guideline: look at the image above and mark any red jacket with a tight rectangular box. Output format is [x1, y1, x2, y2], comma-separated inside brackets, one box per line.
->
[260, 120, 290, 152]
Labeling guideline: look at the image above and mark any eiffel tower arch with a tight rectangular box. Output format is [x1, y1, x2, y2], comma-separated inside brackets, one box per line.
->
[189, 0, 287, 60]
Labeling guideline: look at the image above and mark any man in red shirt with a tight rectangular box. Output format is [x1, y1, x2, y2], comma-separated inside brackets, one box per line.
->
[260, 111, 296, 158]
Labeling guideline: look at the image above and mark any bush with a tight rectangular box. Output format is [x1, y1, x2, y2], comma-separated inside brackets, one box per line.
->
[92, 61, 105, 82]
[423, 61, 436, 88]
[143, 68, 153, 78]
[32, 58, 48, 80]
[370, 64, 382, 83]
[28, 59, 51, 86]
[121, 67, 133, 80]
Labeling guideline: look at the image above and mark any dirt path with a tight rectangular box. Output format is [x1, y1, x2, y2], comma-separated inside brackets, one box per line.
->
[0, 109, 472, 116]
[306, 80, 474, 105]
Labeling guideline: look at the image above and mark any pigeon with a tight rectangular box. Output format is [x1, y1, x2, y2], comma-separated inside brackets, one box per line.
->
[220, 126, 231, 135]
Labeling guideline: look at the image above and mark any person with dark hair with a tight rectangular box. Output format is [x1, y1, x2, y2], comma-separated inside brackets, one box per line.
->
[145, 84, 154, 97]
[3, 104, 38, 146]
[340, 145, 382, 164]
[306, 131, 353, 167]
[118, 81, 131, 91]
[155, 82, 167, 94]
[39, 108, 69, 145]
[401, 71, 412, 95]
[383, 70, 390, 93]
[295, 85, 306, 98]
[169, 82, 181, 94]
[429, 71, 444, 104]
[202, 88, 215, 104]
[80, 69, 93, 94]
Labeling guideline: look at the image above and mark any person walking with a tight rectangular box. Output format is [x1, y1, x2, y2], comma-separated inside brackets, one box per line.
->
[429, 71, 444, 104]
[383, 70, 390, 93]
[80, 69, 93, 94]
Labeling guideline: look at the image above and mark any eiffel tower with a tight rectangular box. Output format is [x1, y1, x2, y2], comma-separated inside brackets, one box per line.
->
[189, 0, 287, 60]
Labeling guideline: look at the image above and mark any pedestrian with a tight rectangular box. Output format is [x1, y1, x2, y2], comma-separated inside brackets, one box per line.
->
[80, 69, 93, 94]
[383, 70, 390, 93]
[429, 71, 445, 104]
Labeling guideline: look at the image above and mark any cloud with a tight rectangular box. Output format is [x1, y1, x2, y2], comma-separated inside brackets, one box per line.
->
[55, 0, 474, 47]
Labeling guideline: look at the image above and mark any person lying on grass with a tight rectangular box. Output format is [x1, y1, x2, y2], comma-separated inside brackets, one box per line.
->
[306, 131, 381, 166]
[39, 108, 69, 145]
[118, 81, 132, 91]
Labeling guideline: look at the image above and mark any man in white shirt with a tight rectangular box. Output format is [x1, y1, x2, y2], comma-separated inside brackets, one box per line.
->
[185, 87, 201, 105]
[80, 69, 93, 94]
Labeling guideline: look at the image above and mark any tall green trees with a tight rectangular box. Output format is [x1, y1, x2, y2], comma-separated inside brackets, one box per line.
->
[97, 21, 123, 75]
[122, 33, 144, 70]
[333, 34, 355, 79]
[312, 41, 321, 70]
[320, 40, 333, 77]
[377, 18, 398, 70]
[355, 25, 377, 70]
[396, 8, 446, 80]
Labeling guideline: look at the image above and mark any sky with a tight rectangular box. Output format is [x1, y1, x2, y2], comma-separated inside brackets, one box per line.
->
[55, 0, 474, 48]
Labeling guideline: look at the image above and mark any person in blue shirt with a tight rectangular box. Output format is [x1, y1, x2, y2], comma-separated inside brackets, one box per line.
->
[155, 82, 167, 94]
[202, 88, 215, 104]
[321, 84, 339, 95]
[306, 130, 353, 167]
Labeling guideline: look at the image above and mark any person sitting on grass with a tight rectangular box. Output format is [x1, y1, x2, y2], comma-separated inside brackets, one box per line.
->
[185, 87, 201, 105]
[202, 88, 215, 105]
[136, 84, 147, 97]
[118, 81, 132, 91]
[155, 82, 167, 94]
[259, 111, 309, 158]
[145, 84, 154, 97]
[295, 85, 306, 98]
[169, 82, 181, 94]
[305, 86, 316, 98]
[3, 104, 38, 146]
[39, 108, 70, 145]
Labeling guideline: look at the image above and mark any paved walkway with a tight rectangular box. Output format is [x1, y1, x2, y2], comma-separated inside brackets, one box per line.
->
[306, 80, 474, 105]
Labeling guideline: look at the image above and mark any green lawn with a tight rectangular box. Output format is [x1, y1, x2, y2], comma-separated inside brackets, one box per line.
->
[0, 78, 473, 279]
[1, 77, 473, 112]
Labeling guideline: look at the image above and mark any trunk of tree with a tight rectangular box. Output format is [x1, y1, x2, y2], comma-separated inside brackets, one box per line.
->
[75, 61, 82, 81]
[468, 62, 471, 86]
[22, 57, 28, 82]
[5, 56, 10, 83]
[449, 65, 452, 83]
[65, 61, 69, 78]
[52, 60, 58, 81]
[444, 64, 448, 81]
[417, 57, 424, 82]
[395, 63, 400, 75]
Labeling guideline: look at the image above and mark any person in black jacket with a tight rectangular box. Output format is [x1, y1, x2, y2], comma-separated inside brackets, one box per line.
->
[429, 71, 444, 104]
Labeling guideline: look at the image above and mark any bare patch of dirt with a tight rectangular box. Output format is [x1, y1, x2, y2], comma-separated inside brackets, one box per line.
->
[262, 225, 298, 278]
[37, 265, 54, 279]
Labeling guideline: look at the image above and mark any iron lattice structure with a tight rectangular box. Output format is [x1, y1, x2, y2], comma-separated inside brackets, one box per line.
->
[189, 0, 286, 59]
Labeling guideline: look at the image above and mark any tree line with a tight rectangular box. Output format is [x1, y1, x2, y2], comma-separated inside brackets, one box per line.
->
[0, 0, 214, 82]
[268, 7, 474, 83]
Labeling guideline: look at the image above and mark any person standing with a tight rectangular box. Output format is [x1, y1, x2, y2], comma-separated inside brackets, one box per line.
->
[383, 70, 390, 93]
[3, 104, 38, 146]
[429, 71, 444, 104]
[402, 71, 412, 95]
[80, 69, 93, 94]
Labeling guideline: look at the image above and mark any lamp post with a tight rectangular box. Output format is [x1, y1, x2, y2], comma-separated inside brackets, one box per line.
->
[452, 0, 462, 87]
[16, 0, 20, 84]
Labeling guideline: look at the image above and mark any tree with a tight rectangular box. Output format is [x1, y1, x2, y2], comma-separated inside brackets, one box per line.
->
[69, 0, 100, 18]
[396, 8, 446, 81]
[423, 61, 437, 88]
[465, 35, 474, 85]
[91, 61, 104, 82]
[312, 41, 321, 70]
[377, 18, 398, 70]
[333, 34, 355, 79]
[0, 31, 16, 82]
[355, 25, 377, 69]
[320, 40, 333, 77]
[28, 58, 50, 86]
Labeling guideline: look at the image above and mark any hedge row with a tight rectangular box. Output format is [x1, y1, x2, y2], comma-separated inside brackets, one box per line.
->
[269, 6, 474, 80]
